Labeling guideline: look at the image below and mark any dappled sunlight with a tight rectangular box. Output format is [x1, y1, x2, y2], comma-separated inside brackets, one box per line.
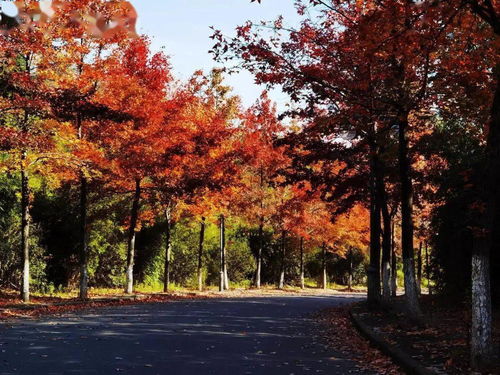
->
[0, 296, 365, 374]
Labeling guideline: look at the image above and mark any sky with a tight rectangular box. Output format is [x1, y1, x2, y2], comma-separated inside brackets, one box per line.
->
[130, 0, 301, 111]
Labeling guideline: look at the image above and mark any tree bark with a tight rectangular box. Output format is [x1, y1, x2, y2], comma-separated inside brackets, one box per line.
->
[398, 114, 422, 319]
[20, 107, 30, 303]
[367, 145, 382, 306]
[219, 214, 225, 291]
[20, 159, 30, 303]
[348, 248, 353, 291]
[163, 207, 172, 293]
[278, 230, 286, 289]
[197, 217, 206, 292]
[299, 237, 305, 289]
[77, 115, 89, 300]
[378, 170, 392, 303]
[223, 222, 229, 290]
[255, 218, 264, 289]
[469, 64, 499, 370]
[381, 221, 392, 302]
[78, 176, 89, 300]
[425, 241, 431, 296]
[321, 243, 327, 290]
[391, 220, 398, 297]
[256, 166, 265, 289]
[125, 178, 141, 294]
[417, 241, 422, 295]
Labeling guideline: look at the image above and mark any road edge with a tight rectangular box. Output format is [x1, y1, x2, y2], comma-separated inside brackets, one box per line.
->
[349, 308, 437, 375]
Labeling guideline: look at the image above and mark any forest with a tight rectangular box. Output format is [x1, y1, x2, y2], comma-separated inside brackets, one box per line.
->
[0, 0, 498, 373]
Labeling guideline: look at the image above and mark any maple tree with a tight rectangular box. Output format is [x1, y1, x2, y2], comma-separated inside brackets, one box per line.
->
[45, 0, 137, 301]
[233, 0, 497, 368]
[235, 92, 289, 288]
[95, 36, 173, 294]
[0, 0, 498, 370]
[148, 69, 242, 292]
[0, 1, 81, 302]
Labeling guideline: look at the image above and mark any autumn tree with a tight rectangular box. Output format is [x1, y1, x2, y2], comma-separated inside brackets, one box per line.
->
[47, 0, 137, 300]
[235, 92, 289, 288]
[96, 36, 172, 294]
[0, 2, 70, 302]
[149, 70, 241, 292]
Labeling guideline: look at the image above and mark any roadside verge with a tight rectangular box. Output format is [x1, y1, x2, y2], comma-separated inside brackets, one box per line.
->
[350, 305, 437, 375]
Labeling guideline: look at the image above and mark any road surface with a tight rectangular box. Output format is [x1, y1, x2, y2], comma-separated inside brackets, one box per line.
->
[0, 294, 370, 375]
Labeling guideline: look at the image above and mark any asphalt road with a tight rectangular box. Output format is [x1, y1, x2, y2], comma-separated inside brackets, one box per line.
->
[0, 294, 369, 375]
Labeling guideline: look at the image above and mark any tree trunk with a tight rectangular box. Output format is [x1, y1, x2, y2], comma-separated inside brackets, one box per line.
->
[471, 250, 494, 370]
[378, 172, 392, 303]
[77, 115, 89, 300]
[20, 159, 30, 303]
[470, 65, 500, 370]
[367, 146, 381, 306]
[78, 176, 89, 300]
[255, 218, 264, 289]
[391, 220, 398, 297]
[417, 241, 422, 295]
[278, 230, 285, 289]
[348, 248, 353, 291]
[197, 217, 206, 292]
[425, 242, 431, 296]
[163, 207, 172, 293]
[125, 178, 141, 294]
[223, 220, 229, 290]
[257, 166, 265, 289]
[398, 114, 422, 319]
[299, 237, 305, 289]
[219, 214, 225, 291]
[321, 243, 327, 290]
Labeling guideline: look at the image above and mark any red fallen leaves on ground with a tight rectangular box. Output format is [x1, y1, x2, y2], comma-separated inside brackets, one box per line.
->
[354, 296, 500, 375]
[313, 306, 403, 375]
[0, 292, 211, 321]
[0, 288, 342, 321]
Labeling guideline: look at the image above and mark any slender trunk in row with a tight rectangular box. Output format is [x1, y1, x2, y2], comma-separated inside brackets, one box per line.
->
[20, 108, 30, 303]
[255, 218, 264, 289]
[367, 142, 381, 307]
[125, 178, 141, 294]
[78, 176, 89, 300]
[257, 166, 265, 289]
[163, 207, 172, 293]
[391, 220, 398, 297]
[377, 163, 392, 303]
[299, 237, 305, 289]
[223, 231, 229, 290]
[321, 243, 327, 290]
[20, 158, 30, 303]
[417, 241, 422, 295]
[398, 114, 422, 320]
[197, 217, 206, 292]
[77, 115, 89, 301]
[425, 242, 431, 296]
[348, 248, 353, 292]
[278, 230, 285, 289]
[219, 215, 225, 291]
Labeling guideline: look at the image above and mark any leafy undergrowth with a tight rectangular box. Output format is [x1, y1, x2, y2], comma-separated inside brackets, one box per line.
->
[313, 306, 403, 374]
[354, 296, 500, 375]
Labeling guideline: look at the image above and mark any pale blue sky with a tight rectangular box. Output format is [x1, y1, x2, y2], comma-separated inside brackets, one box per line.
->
[130, 0, 301, 110]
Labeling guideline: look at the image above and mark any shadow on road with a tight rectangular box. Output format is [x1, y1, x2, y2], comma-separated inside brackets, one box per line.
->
[0, 295, 368, 375]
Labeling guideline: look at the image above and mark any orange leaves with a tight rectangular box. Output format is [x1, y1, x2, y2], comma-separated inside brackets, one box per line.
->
[5, 0, 137, 40]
